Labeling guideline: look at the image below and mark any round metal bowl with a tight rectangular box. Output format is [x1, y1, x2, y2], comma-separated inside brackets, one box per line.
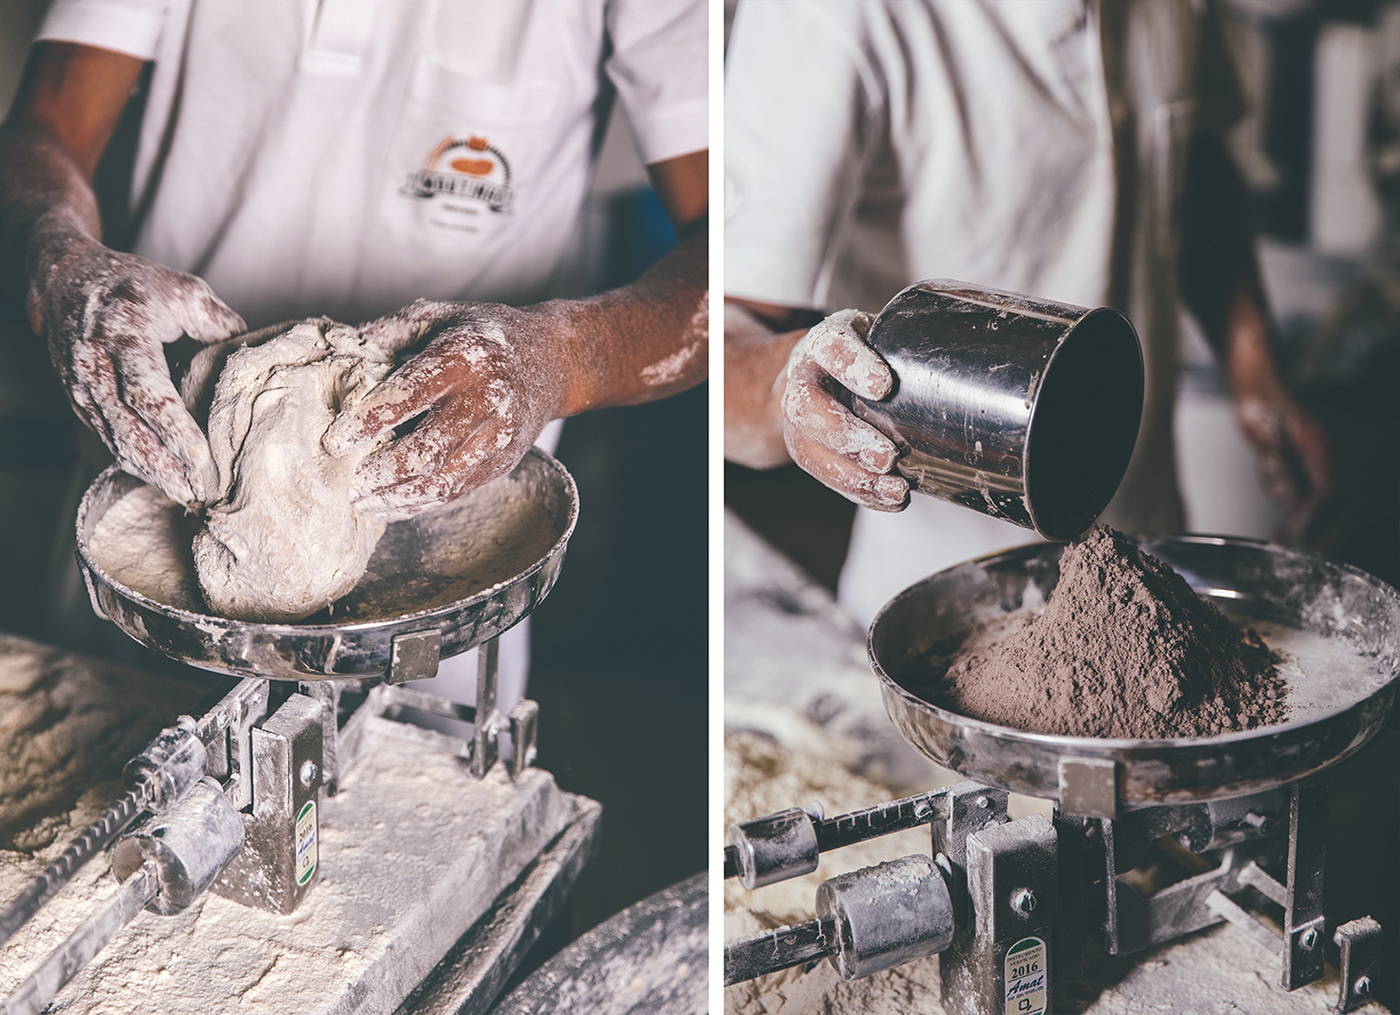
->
[76, 449, 578, 681]
[870, 535, 1400, 810]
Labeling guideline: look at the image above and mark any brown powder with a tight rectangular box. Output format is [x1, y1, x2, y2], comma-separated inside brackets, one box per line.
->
[936, 526, 1288, 739]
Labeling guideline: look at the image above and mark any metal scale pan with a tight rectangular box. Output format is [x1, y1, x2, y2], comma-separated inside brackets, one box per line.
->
[870, 535, 1400, 812]
[74, 448, 578, 681]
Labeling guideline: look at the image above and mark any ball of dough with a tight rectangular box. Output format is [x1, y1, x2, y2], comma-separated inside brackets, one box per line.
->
[193, 319, 394, 622]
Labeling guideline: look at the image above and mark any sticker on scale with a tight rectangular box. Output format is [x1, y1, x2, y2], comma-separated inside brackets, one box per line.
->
[295, 799, 318, 886]
[1004, 936, 1047, 1015]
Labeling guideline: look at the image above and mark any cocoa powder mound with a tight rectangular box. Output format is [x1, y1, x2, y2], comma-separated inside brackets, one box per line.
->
[937, 527, 1289, 739]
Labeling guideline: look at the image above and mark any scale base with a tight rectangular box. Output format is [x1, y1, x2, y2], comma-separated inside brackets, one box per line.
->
[2, 723, 597, 1015]
[725, 920, 1387, 1014]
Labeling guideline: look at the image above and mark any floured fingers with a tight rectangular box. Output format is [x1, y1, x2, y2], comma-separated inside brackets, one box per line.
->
[322, 338, 464, 455]
[357, 299, 454, 354]
[355, 413, 518, 517]
[787, 431, 908, 510]
[782, 353, 904, 510]
[169, 276, 245, 344]
[106, 338, 217, 503]
[797, 309, 890, 400]
[67, 343, 201, 504]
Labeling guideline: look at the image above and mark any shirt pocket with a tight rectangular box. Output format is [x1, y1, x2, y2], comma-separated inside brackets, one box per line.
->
[376, 57, 562, 257]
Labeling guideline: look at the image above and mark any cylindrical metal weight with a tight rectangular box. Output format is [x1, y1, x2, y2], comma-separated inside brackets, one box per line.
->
[728, 808, 820, 890]
[122, 719, 208, 812]
[851, 279, 1143, 540]
[112, 778, 245, 915]
[815, 853, 955, 980]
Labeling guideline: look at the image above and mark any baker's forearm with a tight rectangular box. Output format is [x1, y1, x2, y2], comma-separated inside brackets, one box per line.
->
[1209, 268, 1283, 410]
[530, 227, 708, 417]
[0, 48, 242, 506]
[1, 42, 146, 320]
[724, 295, 906, 508]
[1179, 131, 1284, 409]
[0, 122, 102, 318]
[723, 298, 803, 468]
[1221, 280, 1282, 402]
[1178, 131, 1291, 417]
[1179, 134, 1332, 534]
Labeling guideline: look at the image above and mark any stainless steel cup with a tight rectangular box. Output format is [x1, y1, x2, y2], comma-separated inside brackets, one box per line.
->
[850, 279, 1143, 540]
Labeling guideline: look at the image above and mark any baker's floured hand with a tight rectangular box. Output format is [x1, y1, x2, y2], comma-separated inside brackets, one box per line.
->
[781, 308, 908, 511]
[324, 299, 566, 518]
[30, 231, 245, 505]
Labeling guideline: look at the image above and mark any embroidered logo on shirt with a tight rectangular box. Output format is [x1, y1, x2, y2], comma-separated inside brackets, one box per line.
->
[401, 135, 515, 214]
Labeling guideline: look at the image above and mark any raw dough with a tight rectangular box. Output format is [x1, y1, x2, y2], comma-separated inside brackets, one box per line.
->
[190, 319, 394, 622]
[85, 483, 203, 610]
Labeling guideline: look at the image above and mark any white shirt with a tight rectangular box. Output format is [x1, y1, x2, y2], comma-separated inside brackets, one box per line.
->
[727, 0, 1114, 318]
[726, 0, 1243, 625]
[40, 0, 708, 327]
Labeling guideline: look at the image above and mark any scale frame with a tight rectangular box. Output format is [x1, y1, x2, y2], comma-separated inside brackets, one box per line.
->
[871, 534, 1400, 812]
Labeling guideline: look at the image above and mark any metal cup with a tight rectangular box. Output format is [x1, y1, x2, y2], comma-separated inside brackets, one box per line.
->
[850, 279, 1143, 540]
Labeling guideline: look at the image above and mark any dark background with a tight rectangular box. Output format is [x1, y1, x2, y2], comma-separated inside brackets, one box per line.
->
[530, 381, 708, 939]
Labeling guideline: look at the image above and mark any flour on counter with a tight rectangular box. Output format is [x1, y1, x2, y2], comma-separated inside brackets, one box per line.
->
[0, 634, 209, 850]
[1, 650, 576, 1014]
[0, 638, 212, 997]
[724, 731, 944, 1014]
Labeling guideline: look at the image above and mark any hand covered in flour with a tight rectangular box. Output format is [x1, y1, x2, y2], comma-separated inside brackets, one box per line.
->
[324, 299, 567, 518]
[29, 234, 245, 505]
[782, 309, 908, 511]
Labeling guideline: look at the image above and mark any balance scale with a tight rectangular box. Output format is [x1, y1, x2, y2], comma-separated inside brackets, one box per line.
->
[724, 535, 1397, 1014]
[0, 449, 603, 1015]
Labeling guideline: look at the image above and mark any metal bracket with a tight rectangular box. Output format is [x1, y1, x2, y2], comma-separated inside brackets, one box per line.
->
[1237, 860, 1288, 906]
[509, 699, 539, 778]
[390, 629, 442, 685]
[195, 678, 270, 813]
[1186, 781, 1328, 994]
[1206, 887, 1284, 956]
[1198, 860, 1292, 955]
[296, 677, 368, 795]
[358, 655, 536, 783]
[934, 783, 1009, 935]
[934, 782, 1010, 869]
[941, 814, 1057, 1015]
[471, 638, 503, 779]
[1058, 757, 1117, 819]
[212, 693, 325, 914]
[1051, 809, 1087, 983]
[1334, 917, 1382, 1013]
[1283, 777, 1327, 991]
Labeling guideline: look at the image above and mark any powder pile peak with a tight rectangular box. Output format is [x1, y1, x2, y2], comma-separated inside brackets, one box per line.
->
[939, 526, 1287, 739]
